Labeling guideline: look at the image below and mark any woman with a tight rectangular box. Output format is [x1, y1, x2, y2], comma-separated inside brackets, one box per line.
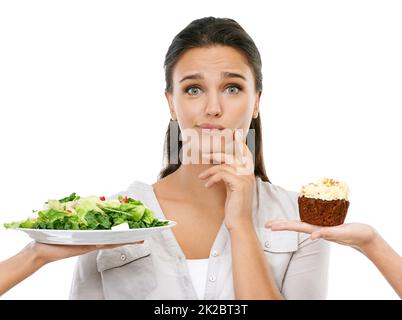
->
[0, 241, 139, 296]
[265, 220, 402, 298]
[69, 17, 329, 300]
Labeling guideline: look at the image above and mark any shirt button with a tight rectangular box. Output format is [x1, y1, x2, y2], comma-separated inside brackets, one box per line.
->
[120, 254, 127, 261]
[209, 275, 216, 282]
[265, 241, 271, 248]
[211, 251, 219, 257]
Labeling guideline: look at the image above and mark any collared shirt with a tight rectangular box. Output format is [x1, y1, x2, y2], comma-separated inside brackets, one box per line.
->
[69, 177, 330, 300]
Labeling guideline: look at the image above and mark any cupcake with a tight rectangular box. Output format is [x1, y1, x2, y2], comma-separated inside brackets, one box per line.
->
[298, 178, 350, 226]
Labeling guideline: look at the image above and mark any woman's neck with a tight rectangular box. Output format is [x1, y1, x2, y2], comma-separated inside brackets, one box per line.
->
[168, 164, 227, 207]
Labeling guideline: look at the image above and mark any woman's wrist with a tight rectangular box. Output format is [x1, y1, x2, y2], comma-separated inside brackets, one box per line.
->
[358, 228, 382, 257]
[226, 218, 254, 234]
[22, 242, 49, 268]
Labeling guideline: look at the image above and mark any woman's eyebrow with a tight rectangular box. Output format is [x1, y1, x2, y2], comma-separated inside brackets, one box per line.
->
[221, 71, 247, 81]
[179, 71, 247, 83]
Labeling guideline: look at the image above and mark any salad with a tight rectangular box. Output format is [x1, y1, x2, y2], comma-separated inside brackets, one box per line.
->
[3, 193, 169, 230]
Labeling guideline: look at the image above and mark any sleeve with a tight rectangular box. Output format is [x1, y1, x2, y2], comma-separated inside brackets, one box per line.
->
[69, 251, 105, 300]
[281, 237, 330, 300]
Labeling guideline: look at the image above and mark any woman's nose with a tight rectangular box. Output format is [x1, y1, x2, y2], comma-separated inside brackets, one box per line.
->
[205, 93, 222, 116]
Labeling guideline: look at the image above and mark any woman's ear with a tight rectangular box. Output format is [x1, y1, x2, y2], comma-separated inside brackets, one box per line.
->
[165, 91, 177, 121]
[252, 91, 262, 119]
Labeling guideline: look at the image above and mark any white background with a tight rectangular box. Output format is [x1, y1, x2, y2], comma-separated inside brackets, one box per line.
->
[0, 0, 401, 300]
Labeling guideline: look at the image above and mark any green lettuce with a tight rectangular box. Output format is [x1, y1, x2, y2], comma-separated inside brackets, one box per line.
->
[3, 193, 169, 230]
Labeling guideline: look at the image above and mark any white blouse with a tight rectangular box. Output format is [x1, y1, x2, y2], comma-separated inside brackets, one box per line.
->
[186, 259, 209, 299]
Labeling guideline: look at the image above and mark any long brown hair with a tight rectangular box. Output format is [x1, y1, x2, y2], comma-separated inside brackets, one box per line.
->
[158, 17, 270, 183]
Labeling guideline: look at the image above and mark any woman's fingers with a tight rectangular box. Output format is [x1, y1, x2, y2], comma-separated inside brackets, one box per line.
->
[49, 241, 144, 253]
[199, 163, 235, 180]
[265, 219, 349, 242]
[201, 151, 252, 177]
[198, 130, 255, 189]
[234, 130, 254, 175]
[310, 225, 345, 241]
[204, 170, 238, 188]
[95, 241, 144, 250]
[200, 144, 253, 178]
[32, 240, 145, 264]
[201, 130, 253, 165]
[234, 130, 248, 161]
[201, 152, 239, 166]
[266, 220, 375, 248]
[265, 219, 320, 234]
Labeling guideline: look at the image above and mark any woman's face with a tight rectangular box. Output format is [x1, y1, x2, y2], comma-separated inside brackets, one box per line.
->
[166, 45, 260, 157]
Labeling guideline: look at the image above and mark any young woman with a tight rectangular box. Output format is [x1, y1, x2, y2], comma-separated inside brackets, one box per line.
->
[69, 17, 330, 300]
[265, 220, 402, 298]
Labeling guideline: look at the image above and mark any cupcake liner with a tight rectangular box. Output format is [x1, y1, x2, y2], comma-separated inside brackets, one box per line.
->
[298, 196, 349, 226]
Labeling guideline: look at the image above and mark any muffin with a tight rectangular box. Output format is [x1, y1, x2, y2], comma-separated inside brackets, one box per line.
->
[298, 178, 350, 226]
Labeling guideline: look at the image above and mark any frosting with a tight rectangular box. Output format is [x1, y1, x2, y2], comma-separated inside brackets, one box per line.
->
[300, 178, 349, 201]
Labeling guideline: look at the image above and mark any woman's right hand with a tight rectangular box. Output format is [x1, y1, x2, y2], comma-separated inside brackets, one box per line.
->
[265, 220, 378, 252]
[0, 240, 144, 296]
[27, 240, 144, 265]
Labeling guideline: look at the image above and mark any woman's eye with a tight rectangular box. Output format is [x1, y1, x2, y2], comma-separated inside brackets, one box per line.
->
[186, 87, 202, 95]
[185, 85, 241, 95]
[225, 85, 241, 94]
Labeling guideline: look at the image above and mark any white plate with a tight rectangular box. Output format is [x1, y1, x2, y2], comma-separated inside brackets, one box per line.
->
[14, 220, 176, 245]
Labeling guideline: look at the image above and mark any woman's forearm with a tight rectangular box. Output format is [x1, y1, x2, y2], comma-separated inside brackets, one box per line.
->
[359, 233, 402, 298]
[0, 244, 46, 296]
[229, 222, 283, 300]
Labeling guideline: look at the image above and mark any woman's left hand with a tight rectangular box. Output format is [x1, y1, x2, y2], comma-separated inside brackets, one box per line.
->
[198, 130, 255, 231]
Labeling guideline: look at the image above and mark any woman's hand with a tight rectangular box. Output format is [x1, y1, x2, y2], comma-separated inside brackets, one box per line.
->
[198, 130, 282, 299]
[0, 240, 143, 296]
[266, 219, 402, 298]
[265, 219, 377, 252]
[199, 130, 255, 231]
[28, 240, 144, 265]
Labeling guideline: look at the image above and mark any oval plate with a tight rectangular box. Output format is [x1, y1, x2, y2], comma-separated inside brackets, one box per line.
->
[13, 220, 176, 245]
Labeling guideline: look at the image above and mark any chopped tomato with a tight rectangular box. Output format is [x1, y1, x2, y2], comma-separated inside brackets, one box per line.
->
[99, 196, 106, 201]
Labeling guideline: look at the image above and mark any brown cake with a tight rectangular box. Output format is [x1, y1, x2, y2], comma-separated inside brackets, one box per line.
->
[298, 178, 350, 226]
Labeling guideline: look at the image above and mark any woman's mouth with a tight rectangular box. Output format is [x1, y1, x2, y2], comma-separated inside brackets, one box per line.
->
[196, 123, 226, 130]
